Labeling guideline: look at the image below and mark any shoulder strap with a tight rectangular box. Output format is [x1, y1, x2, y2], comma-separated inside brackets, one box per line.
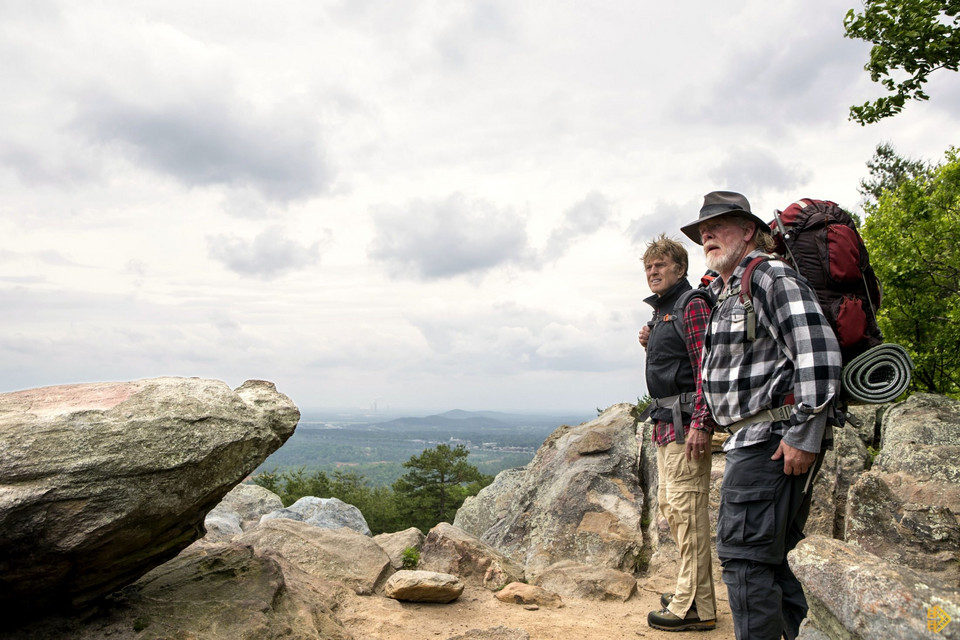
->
[738, 256, 769, 342]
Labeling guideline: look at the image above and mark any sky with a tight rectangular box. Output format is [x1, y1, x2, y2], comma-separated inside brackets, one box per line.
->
[1, 1, 958, 415]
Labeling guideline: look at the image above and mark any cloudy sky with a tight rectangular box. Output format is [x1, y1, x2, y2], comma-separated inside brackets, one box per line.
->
[1, 1, 957, 415]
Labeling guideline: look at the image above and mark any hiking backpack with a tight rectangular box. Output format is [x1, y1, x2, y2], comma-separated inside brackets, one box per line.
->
[740, 198, 884, 364]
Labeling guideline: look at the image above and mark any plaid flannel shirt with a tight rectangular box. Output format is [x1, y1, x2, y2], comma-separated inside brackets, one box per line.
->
[690, 250, 841, 452]
[651, 294, 717, 445]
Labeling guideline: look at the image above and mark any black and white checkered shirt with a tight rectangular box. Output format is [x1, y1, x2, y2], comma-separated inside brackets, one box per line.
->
[692, 250, 841, 452]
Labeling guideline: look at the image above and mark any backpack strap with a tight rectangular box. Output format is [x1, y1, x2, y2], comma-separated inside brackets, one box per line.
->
[738, 255, 769, 342]
[671, 288, 713, 341]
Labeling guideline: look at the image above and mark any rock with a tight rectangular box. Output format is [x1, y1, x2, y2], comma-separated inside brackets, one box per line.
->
[2, 541, 350, 640]
[533, 560, 637, 602]
[237, 518, 392, 595]
[845, 393, 960, 583]
[419, 522, 524, 591]
[446, 626, 531, 640]
[203, 502, 245, 542]
[384, 570, 463, 603]
[494, 582, 563, 608]
[218, 482, 284, 530]
[374, 527, 425, 570]
[0, 377, 298, 617]
[805, 425, 870, 539]
[844, 401, 888, 447]
[789, 535, 960, 640]
[262, 496, 371, 536]
[454, 404, 644, 580]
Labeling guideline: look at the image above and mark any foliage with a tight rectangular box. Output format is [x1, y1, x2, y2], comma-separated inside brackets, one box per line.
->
[631, 395, 653, 422]
[844, 0, 960, 124]
[251, 444, 493, 535]
[400, 547, 420, 570]
[860, 146, 960, 397]
[859, 143, 932, 204]
[392, 444, 491, 533]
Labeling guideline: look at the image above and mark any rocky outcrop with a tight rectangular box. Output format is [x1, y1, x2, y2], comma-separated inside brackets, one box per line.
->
[845, 393, 960, 584]
[790, 535, 960, 640]
[532, 560, 637, 602]
[237, 518, 392, 595]
[0, 377, 298, 618]
[374, 526, 425, 570]
[384, 570, 464, 603]
[419, 522, 524, 590]
[204, 483, 286, 542]
[262, 496, 372, 536]
[453, 404, 644, 580]
[3, 540, 352, 640]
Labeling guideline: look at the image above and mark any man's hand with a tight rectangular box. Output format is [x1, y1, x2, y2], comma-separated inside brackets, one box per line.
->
[684, 428, 710, 461]
[771, 440, 816, 475]
[638, 325, 650, 348]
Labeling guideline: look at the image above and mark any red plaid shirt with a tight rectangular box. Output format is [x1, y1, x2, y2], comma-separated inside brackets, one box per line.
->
[651, 295, 716, 445]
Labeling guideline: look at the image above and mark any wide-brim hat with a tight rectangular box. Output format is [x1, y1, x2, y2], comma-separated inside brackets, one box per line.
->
[680, 191, 769, 245]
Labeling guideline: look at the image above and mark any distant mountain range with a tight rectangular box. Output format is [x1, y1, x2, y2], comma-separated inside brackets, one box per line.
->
[367, 409, 593, 433]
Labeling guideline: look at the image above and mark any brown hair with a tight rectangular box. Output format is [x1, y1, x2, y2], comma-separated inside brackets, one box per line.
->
[643, 233, 689, 277]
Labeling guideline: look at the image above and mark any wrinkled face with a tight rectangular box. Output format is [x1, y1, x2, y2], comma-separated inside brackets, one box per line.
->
[700, 217, 751, 275]
[644, 255, 682, 296]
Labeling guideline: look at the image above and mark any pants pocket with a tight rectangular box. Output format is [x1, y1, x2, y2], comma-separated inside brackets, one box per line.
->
[717, 486, 777, 546]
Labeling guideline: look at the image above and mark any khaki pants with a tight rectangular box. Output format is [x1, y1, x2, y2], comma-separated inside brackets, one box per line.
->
[656, 441, 716, 620]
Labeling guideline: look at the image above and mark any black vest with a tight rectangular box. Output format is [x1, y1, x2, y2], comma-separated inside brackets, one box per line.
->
[644, 279, 697, 424]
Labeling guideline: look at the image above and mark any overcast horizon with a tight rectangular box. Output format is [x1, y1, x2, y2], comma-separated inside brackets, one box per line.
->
[2, 1, 958, 414]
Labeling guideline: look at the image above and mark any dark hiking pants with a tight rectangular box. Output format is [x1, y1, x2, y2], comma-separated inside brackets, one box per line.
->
[716, 435, 825, 640]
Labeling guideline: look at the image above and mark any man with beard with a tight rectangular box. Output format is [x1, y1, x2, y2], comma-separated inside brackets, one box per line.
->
[680, 191, 841, 640]
[639, 234, 717, 633]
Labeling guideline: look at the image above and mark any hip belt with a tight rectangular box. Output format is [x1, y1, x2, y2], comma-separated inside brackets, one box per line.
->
[724, 404, 794, 435]
[638, 392, 696, 444]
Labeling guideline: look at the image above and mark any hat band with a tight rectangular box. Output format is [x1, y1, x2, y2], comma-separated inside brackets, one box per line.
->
[700, 203, 746, 216]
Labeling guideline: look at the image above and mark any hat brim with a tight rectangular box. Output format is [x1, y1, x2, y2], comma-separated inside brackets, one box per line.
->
[680, 209, 770, 245]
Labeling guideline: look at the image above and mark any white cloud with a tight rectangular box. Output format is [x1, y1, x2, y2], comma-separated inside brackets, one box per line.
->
[0, 0, 956, 413]
[368, 193, 536, 280]
[208, 226, 327, 280]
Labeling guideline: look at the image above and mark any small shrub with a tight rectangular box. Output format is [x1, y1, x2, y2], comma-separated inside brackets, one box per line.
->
[401, 546, 420, 570]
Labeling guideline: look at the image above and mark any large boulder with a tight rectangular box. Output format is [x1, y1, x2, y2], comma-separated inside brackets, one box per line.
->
[237, 518, 392, 595]
[845, 393, 960, 584]
[0, 377, 299, 617]
[2, 541, 351, 640]
[790, 535, 960, 640]
[453, 404, 644, 580]
[384, 570, 463, 603]
[419, 522, 524, 590]
[374, 527, 425, 570]
[262, 496, 371, 535]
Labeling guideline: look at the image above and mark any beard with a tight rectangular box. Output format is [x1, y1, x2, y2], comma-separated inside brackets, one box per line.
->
[705, 237, 748, 274]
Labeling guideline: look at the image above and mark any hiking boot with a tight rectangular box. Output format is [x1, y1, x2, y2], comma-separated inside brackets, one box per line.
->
[659, 593, 697, 612]
[647, 607, 716, 632]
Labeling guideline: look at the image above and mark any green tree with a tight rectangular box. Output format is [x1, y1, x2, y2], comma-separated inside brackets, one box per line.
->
[860, 146, 960, 396]
[859, 142, 932, 204]
[392, 444, 491, 532]
[844, 0, 960, 124]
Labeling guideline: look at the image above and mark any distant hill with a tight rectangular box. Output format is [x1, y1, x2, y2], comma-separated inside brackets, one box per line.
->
[255, 408, 594, 486]
[368, 410, 591, 432]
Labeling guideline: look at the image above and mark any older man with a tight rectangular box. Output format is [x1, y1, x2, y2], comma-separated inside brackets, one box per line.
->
[680, 191, 841, 640]
[639, 234, 717, 633]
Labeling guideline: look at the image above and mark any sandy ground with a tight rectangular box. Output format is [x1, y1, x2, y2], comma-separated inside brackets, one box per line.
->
[336, 578, 736, 640]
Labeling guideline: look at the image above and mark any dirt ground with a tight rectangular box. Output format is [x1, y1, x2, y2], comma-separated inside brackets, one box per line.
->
[336, 577, 736, 640]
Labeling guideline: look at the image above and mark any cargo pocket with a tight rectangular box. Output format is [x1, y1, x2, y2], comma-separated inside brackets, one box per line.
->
[717, 486, 777, 546]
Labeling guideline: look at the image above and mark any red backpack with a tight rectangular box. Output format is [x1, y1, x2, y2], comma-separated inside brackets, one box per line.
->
[740, 199, 884, 364]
